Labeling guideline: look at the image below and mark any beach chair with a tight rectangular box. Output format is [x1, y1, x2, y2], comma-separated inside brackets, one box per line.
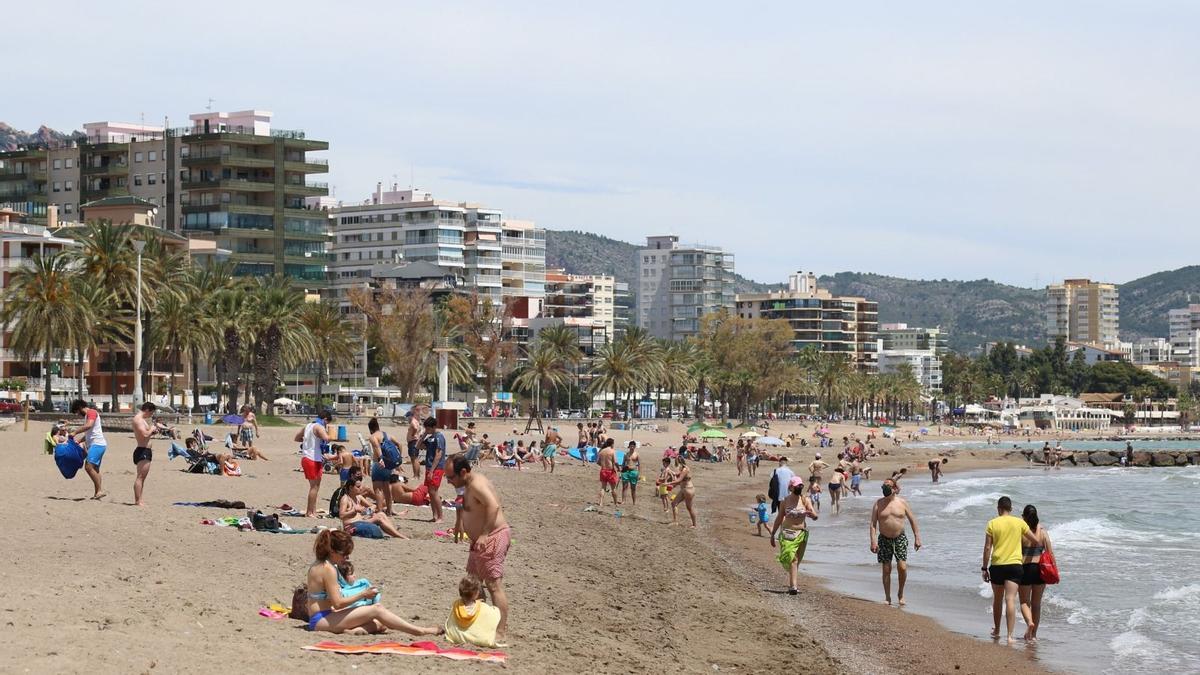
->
[463, 443, 482, 467]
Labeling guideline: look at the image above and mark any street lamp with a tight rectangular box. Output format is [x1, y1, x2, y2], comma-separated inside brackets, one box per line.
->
[131, 239, 146, 406]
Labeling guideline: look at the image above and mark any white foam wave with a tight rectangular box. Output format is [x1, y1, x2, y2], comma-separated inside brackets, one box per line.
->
[1110, 630, 1161, 659]
[1045, 593, 1091, 625]
[941, 492, 999, 513]
[1049, 517, 1169, 550]
[1127, 607, 1148, 629]
[1153, 583, 1200, 602]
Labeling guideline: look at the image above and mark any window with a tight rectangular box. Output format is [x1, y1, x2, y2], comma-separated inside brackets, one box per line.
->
[179, 170, 188, 180]
[65, 158, 73, 169]
[148, 174, 157, 186]
[52, 181, 61, 192]
[53, 159, 62, 170]
[64, 203, 73, 214]
[149, 151, 158, 161]
[64, 180, 73, 192]
[391, 231, 398, 240]
[134, 152, 143, 162]
[134, 175, 143, 186]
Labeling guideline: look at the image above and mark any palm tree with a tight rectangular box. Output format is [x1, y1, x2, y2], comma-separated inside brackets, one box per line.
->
[68, 280, 126, 403]
[150, 289, 190, 409]
[659, 341, 697, 418]
[815, 352, 853, 415]
[590, 340, 640, 416]
[245, 276, 314, 413]
[211, 283, 251, 413]
[137, 231, 189, 396]
[614, 326, 664, 415]
[0, 255, 82, 410]
[67, 222, 137, 410]
[299, 301, 359, 411]
[512, 341, 572, 415]
[532, 324, 582, 414]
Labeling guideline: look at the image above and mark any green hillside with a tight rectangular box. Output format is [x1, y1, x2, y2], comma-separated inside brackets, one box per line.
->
[1118, 266, 1200, 340]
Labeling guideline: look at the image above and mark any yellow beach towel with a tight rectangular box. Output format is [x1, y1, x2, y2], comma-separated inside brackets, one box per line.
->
[444, 600, 501, 649]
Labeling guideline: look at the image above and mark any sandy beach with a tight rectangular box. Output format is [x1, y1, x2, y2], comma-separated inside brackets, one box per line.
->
[5, 416, 1057, 674]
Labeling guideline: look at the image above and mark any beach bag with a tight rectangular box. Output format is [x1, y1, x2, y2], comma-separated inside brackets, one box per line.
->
[54, 438, 87, 479]
[289, 587, 310, 621]
[329, 486, 345, 519]
[1039, 549, 1060, 585]
[380, 432, 402, 470]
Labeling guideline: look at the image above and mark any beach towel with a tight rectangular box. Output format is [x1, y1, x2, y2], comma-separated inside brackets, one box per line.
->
[302, 641, 507, 664]
[444, 600, 501, 649]
[54, 438, 87, 479]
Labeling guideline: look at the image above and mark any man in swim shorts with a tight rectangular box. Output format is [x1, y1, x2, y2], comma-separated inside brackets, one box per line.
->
[542, 427, 561, 473]
[448, 456, 512, 640]
[869, 479, 922, 606]
[295, 410, 333, 517]
[596, 439, 619, 506]
[407, 407, 425, 481]
[131, 402, 156, 506]
[619, 440, 641, 505]
[70, 399, 107, 500]
[421, 416, 447, 523]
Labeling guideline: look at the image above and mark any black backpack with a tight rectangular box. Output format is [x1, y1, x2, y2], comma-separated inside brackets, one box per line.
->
[329, 486, 345, 519]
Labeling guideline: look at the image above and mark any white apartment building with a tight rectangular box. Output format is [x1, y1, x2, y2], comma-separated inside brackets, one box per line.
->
[637, 235, 735, 341]
[1168, 305, 1200, 367]
[1130, 337, 1173, 366]
[327, 185, 545, 310]
[877, 350, 942, 394]
[1045, 279, 1120, 348]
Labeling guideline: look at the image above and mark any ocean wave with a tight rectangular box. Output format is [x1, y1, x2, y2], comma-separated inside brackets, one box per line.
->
[1153, 584, 1200, 602]
[1049, 517, 1170, 549]
[1110, 630, 1161, 659]
[1045, 593, 1092, 625]
[941, 492, 1000, 513]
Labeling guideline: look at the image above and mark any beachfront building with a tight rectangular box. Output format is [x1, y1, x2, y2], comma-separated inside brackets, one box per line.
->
[735, 271, 879, 372]
[1005, 395, 1121, 431]
[1045, 278, 1120, 349]
[613, 280, 633, 337]
[880, 323, 948, 353]
[499, 219, 546, 305]
[542, 269, 617, 336]
[1130, 337, 1174, 366]
[878, 323, 945, 394]
[636, 235, 735, 341]
[0, 208, 84, 400]
[1168, 304, 1200, 367]
[0, 110, 332, 290]
[1065, 342, 1125, 365]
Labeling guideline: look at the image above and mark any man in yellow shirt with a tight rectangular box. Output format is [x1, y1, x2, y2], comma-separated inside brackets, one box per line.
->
[981, 496, 1040, 643]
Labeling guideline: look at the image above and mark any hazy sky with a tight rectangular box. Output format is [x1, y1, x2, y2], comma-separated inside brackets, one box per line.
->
[11, 2, 1200, 287]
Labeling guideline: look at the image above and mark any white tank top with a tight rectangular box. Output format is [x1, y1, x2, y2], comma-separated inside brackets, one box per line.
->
[301, 422, 321, 462]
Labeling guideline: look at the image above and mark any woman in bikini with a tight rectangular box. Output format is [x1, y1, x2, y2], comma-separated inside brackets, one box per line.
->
[1018, 504, 1055, 642]
[667, 457, 697, 527]
[304, 529, 442, 635]
[339, 477, 408, 539]
[735, 439, 746, 477]
[769, 476, 819, 595]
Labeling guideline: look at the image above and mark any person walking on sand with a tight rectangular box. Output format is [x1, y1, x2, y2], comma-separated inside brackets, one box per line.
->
[619, 440, 641, 505]
[808, 453, 828, 480]
[667, 456, 697, 527]
[869, 478, 922, 606]
[70, 399, 107, 500]
[770, 476, 818, 595]
[982, 496, 1040, 644]
[575, 422, 589, 466]
[407, 407, 425, 481]
[541, 427, 561, 473]
[447, 455, 512, 642]
[366, 417, 396, 516]
[130, 402, 156, 506]
[767, 457, 794, 514]
[596, 438, 619, 506]
[828, 464, 845, 515]
[421, 416, 447, 524]
[296, 410, 333, 517]
[1018, 504, 1055, 642]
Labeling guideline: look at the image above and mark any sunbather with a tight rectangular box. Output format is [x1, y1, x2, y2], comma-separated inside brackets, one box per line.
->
[339, 476, 407, 539]
[304, 530, 442, 635]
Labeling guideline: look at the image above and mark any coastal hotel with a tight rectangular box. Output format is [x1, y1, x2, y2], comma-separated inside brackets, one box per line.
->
[735, 271, 879, 372]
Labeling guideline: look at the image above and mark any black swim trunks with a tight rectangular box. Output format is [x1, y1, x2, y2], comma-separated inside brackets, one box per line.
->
[407, 439, 419, 459]
[989, 563, 1023, 586]
[876, 532, 909, 564]
[133, 446, 153, 464]
[1019, 562, 1043, 586]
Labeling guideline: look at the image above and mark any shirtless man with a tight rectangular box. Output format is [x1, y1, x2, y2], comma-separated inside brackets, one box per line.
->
[619, 440, 641, 505]
[596, 438, 619, 506]
[575, 422, 589, 466]
[407, 407, 425, 481]
[869, 478, 923, 606]
[542, 427, 562, 473]
[131, 402, 156, 506]
[447, 455, 512, 641]
[807, 453, 829, 481]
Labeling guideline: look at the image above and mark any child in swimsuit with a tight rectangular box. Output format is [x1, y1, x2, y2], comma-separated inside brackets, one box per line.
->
[752, 494, 770, 535]
[656, 457, 675, 512]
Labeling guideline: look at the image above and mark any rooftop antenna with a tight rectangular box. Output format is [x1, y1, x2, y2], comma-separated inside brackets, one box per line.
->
[206, 97, 215, 111]
[410, 164, 414, 189]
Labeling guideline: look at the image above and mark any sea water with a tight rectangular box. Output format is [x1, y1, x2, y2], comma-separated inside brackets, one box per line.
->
[914, 439, 1200, 452]
[797, 465, 1200, 674]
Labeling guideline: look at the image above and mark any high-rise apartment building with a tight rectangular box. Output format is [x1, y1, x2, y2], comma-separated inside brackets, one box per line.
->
[0, 110, 331, 288]
[327, 185, 544, 310]
[877, 323, 946, 394]
[1168, 305, 1200, 367]
[636, 235, 735, 341]
[735, 271, 879, 372]
[1045, 279, 1119, 348]
[542, 270, 617, 335]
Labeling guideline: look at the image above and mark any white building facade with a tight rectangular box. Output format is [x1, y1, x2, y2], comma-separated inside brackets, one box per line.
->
[636, 235, 735, 341]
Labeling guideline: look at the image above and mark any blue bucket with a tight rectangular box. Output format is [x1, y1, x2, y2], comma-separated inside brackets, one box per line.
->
[337, 425, 348, 442]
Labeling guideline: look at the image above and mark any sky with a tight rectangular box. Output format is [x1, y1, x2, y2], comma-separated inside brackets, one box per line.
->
[10, 1, 1200, 287]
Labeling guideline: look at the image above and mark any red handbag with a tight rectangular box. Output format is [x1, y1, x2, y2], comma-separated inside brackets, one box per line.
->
[1039, 549, 1060, 585]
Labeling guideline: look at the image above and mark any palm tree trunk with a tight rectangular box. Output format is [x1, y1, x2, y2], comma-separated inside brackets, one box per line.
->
[191, 350, 201, 413]
[169, 343, 179, 410]
[109, 345, 119, 412]
[315, 360, 325, 411]
[76, 341, 85, 401]
[43, 347, 53, 411]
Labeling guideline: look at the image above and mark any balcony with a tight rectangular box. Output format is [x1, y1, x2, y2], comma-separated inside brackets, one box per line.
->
[81, 162, 129, 176]
[284, 157, 329, 173]
[283, 181, 329, 196]
[182, 177, 275, 192]
[182, 151, 274, 169]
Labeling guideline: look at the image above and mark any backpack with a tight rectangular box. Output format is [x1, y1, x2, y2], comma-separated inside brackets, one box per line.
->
[329, 486, 345, 519]
[380, 432, 402, 470]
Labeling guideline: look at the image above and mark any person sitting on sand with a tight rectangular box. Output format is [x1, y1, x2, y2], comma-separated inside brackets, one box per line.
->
[339, 476, 408, 539]
[445, 576, 502, 648]
[304, 530, 442, 635]
[495, 441, 520, 469]
[770, 477, 818, 595]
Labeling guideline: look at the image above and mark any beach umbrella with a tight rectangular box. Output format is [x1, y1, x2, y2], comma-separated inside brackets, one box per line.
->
[222, 414, 245, 426]
[740, 430, 761, 439]
[274, 397, 298, 406]
[919, 427, 930, 434]
[700, 429, 727, 439]
[758, 436, 786, 446]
